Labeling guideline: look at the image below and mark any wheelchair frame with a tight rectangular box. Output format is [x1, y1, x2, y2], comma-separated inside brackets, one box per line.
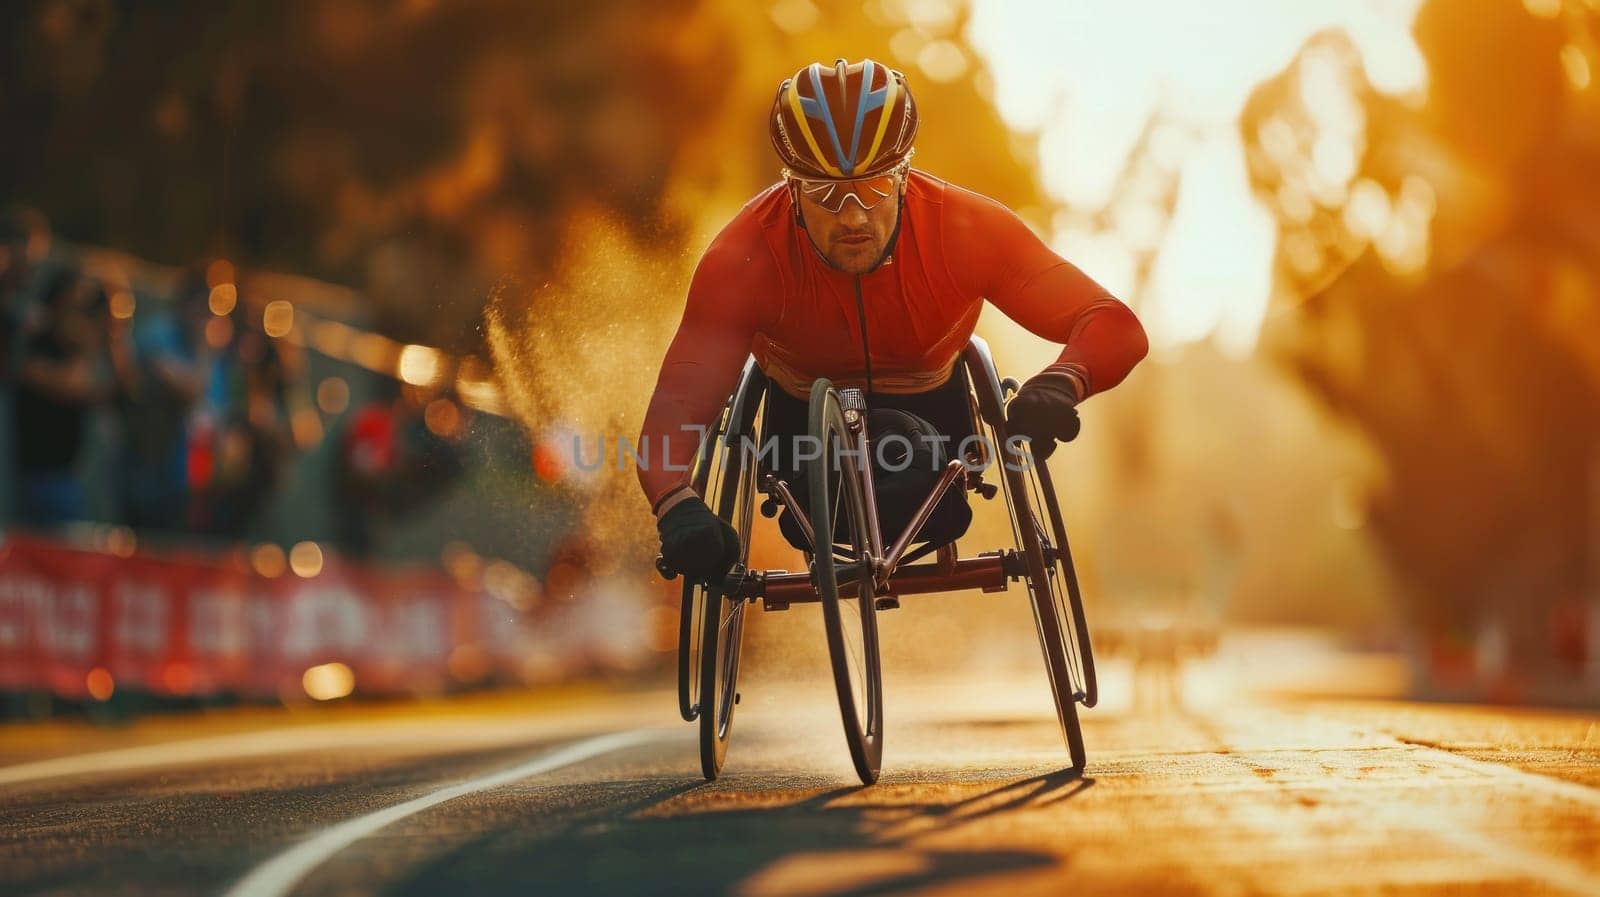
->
[663, 335, 1097, 785]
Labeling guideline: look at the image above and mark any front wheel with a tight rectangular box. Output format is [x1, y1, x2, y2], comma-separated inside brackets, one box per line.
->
[993, 429, 1088, 773]
[808, 380, 884, 785]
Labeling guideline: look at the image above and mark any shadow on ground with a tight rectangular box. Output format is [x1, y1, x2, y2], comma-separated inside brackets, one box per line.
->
[392, 768, 1093, 896]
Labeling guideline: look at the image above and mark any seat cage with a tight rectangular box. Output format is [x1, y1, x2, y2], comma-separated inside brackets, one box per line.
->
[711, 335, 1040, 610]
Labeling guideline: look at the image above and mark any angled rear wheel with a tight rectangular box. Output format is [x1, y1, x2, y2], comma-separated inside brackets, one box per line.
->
[964, 340, 1090, 774]
[678, 362, 765, 780]
[996, 438, 1087, 772]
[1027, 457, 1097, 709]
[698, 420, 759, 779]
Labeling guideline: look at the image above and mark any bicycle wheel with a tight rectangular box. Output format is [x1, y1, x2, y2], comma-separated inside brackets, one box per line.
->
[988, 414, 1088, 773]
[808, 379, 884, 785]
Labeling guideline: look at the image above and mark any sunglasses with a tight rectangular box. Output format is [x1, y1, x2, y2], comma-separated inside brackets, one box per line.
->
[791, 171, 902, 213]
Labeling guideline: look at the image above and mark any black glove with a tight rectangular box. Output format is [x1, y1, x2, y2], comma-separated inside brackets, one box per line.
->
[1005, 368, 1082, 462]
[657, 496, 740, 582]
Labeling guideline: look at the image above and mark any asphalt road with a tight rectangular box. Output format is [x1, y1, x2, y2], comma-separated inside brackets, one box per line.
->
[3, 651, 1600, 896]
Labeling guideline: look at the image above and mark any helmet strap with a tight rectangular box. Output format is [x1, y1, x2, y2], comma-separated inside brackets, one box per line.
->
[869, 191, 906, 272]
[789, 179, 807, 230]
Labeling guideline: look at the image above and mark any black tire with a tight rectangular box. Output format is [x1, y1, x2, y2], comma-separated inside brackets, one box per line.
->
[808, 379, 884, 785]
[1027, 458, 1098, 710]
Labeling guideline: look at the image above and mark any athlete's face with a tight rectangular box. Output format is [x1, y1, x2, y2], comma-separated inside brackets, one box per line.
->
[795, 175, 905, 274]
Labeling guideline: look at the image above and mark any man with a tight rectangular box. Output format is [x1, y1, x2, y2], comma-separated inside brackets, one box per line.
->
[640, 59, 1148, 581]
[112, 268, 209, 533]
[13, 267, 111, 527]
[0, 208, 51, 379]
[0, 208, 51, 524]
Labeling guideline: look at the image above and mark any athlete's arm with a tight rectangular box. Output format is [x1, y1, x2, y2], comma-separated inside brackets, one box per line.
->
[637, 229, 771, 517]
[946, 188, 1148, 400]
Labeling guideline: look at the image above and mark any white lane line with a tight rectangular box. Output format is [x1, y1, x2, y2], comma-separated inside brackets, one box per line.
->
[0, 724, 402, 788]
[1290, 711, 1600, 895]
[0, 713, 638, 788]
[1386, 806, 1600, 897]
[1391, 739, 1600, 814]
[219, 729, 652, 897]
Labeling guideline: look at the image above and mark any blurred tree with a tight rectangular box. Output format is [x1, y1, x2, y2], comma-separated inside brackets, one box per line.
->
[0, 0, 730, 349]
[0, 0, 1040, 350]
[1241, 0, 1600, 691]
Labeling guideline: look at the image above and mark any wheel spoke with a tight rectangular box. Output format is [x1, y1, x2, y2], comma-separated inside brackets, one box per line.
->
[833, 439, 868, 719]
[717, 599, 741, 637]
[831, 436, 846, 554]
[691, 584, 705, 699]
[841, 607, 866, 711]
[1022, 460, 1088, 698]
[994, 422, 1026, 549]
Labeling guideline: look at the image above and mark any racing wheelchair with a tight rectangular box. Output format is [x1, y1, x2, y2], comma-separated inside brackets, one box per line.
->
[659, 336, 1098, 785]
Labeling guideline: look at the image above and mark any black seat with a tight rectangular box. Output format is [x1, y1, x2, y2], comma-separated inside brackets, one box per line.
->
[760, 366, 976, 554]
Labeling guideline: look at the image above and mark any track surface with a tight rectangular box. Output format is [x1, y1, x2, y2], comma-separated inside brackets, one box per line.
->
[3, 669, 1600, 896]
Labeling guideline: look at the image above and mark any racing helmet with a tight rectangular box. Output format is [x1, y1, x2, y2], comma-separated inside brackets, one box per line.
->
[769, 58, 919, 179]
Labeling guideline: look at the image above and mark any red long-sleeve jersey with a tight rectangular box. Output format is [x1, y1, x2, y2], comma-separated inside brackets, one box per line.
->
[638, 169, 1148, 510]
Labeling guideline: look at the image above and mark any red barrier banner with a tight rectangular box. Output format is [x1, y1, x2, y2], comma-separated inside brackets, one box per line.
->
[184, 560, 253, 697]
[0, 539, 107, 699]
[0, 534, 524, 703]
[353, 564, 456, 696]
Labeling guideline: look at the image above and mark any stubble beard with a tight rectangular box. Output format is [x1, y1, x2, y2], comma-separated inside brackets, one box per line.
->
[826, 238, 882, 274]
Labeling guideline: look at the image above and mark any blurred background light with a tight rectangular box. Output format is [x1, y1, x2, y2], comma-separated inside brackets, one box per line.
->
[85, 668, 114, 702]
[251, 544, 287, 579]
[302, 662, 355, 701]
[397, 343, 442, 386]
[208, 283, 237, 316]
[291, 407, 324, 448]
[204, 316, 233, 348]
[1560, 43, 1591, 89]
[109, 289, 135, 319]
[262, 299, 294, 338]
[424, 397, 461, 437]
[289, 541, 324, 578]
[316, 377, 351, 414]
[102, 526, 137, 558]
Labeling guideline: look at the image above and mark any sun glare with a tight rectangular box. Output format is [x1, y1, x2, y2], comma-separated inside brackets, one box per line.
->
[967, 0, 1427, 355]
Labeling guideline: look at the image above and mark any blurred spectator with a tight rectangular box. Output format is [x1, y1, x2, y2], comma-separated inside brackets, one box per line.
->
[12, 267, 110, 528]
[111, 269, 209, 533]
[189, 295, 293, 538]
[333, 381, 467, 557]
[1, 208, 51, 525]
[0, 207, 51, 376]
